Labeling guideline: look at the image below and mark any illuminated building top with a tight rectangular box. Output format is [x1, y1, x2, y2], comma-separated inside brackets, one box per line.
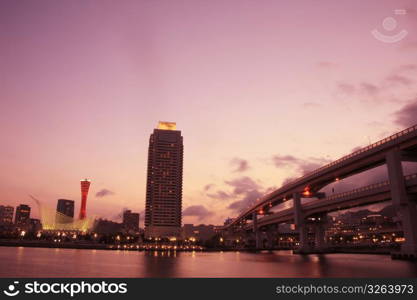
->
[157, 121, 177, 131]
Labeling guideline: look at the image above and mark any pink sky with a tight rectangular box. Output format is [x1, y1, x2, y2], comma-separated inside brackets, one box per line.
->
[1, 0, 417, 226]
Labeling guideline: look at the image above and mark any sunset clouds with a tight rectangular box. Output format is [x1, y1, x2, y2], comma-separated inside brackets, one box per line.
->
[1, 0, 416, 225]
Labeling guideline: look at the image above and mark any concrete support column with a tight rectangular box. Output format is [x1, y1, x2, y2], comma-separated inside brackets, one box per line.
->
[293, 192, 308, 252]
[386, 149, 417, 256]
[314, 224, 326, 251]
[252, 211, 257, 232]
[252, 212, 262, 249]
[257, 232, 263, 249]
[266, 225, 277, 249]
[243, 230, 252, 247]
[313, 214, 327, 252]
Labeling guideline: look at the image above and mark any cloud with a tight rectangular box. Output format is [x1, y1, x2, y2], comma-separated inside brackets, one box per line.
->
[393, 99, 417, 127]
[336, 82, 356, 95]
[225, 176, 261, 195]
[337, 81, 383, 97]
[204, 184, 214, 191]
[335, 65, 416, 102]
[397, 64, 417, 72]
[207, 190, 232, 200]
[317, 61, 337, 69]
[359, 82, 379, 96]
[204, 182, 232, 200]
[336, 81, 381, 97]
[203, 176, 271, 213]
[272, 155, 331, 175]
[385, 74, 413, 86]
[183, 205, 214, 220]
[203, 174, 273, 213]
[230, 158, 250, 172]
[281, 176, 298, 186]
[224, 177, 278, 213]
[95, 188, 115, 198]
[271, 155, 299, 167]
[351, 146, 363, 153]
[227, 189, 263, 212]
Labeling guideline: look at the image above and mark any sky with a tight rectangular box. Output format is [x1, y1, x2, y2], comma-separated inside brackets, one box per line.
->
[1, 0, 417, 226]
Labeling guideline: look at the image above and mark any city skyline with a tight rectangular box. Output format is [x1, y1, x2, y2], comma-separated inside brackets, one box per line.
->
[1, 0, 417, 226]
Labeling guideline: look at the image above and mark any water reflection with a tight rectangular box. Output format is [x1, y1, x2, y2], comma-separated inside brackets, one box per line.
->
[142, 251, 179, 277]
[0, 246, 416, 278]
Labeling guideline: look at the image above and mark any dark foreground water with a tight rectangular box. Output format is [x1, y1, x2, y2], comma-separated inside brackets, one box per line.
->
[1, 246, 417, 277]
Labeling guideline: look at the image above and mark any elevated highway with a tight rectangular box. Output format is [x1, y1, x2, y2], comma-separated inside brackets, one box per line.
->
[221, 124, 417, 258]
[246, 173, 417, 229]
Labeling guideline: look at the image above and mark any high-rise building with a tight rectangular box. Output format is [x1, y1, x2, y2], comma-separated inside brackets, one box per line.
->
[0, 205, 14, 224]
[56, 199, 75, 224]
[15, 204, 31, 225]
[123, 210, 140, 231]
[79, 179, 91, 220]
[145, 121, 183, 238]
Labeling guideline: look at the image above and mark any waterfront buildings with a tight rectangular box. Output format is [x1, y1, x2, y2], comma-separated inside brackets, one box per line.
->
[56, 199, 75, 224]
[15, 204, 31, 225]
[182, 224, 216, 241]
[123, 210, 140, 232]
[29, 218, 42, 232]
[145, 122, 184, 238]
[0, 205, 14, 224]
[93, 218, 123, 234]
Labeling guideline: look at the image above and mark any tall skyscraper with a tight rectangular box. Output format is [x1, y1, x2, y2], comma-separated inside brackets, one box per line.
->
[123, 210, 140, 231]
[0, 205, 14, 224]
[145, 121, 183, 238]
[56, 199, 75, 224]
[79, 179, 91, 220]
[15, 204, 31, 225]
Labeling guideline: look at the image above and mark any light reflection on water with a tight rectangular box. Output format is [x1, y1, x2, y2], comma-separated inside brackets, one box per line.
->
[0, 246, 416, 278]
